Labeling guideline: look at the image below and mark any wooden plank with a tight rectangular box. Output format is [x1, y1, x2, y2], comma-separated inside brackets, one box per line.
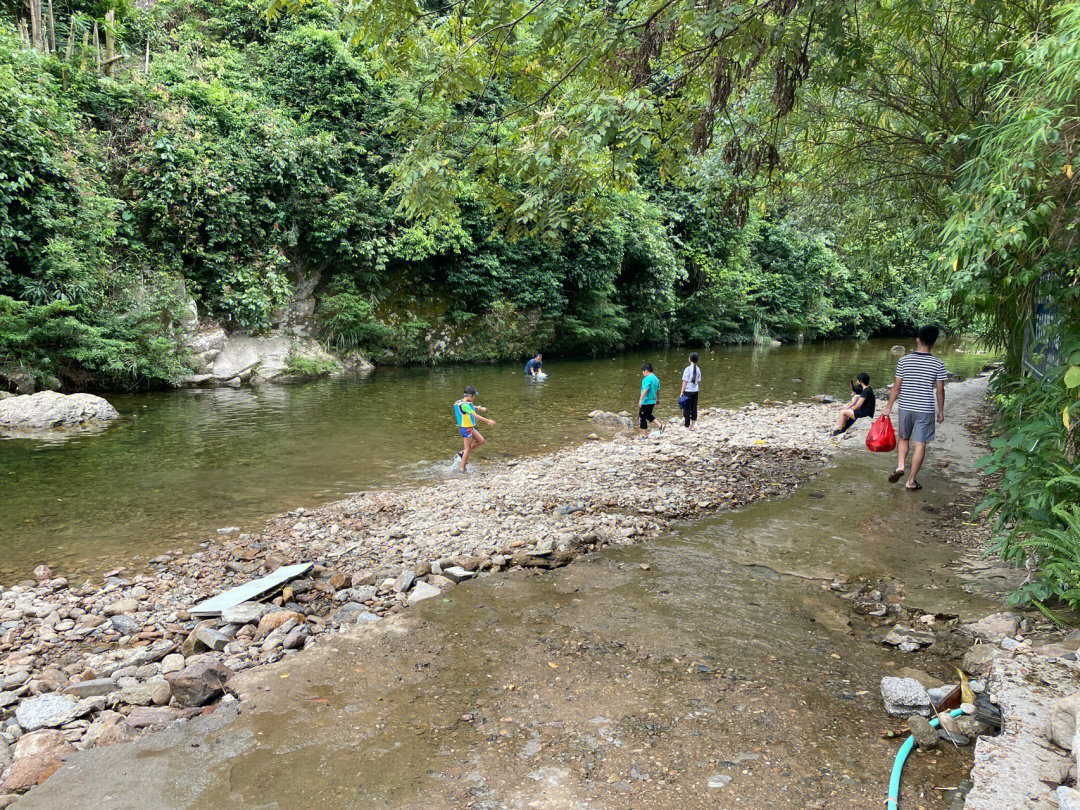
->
[189, 563, 312, 617]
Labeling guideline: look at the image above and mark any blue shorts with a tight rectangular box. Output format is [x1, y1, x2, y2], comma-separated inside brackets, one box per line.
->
[459, 427, 473, 438]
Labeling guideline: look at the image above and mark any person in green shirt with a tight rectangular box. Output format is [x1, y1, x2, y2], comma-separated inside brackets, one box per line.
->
[638, 363, 662, 438]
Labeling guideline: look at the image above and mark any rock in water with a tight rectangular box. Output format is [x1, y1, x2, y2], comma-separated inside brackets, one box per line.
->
[881, 677, 932, 717]
[589, 411, 633, 430]
[15, 694, 80, 731]
[0, 391, 119, 436]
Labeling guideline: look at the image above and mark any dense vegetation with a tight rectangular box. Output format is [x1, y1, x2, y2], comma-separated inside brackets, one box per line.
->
[0, 0, 935, 390]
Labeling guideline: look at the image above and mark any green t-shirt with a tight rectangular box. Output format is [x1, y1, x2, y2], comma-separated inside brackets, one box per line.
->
[640, 373, 659, 405]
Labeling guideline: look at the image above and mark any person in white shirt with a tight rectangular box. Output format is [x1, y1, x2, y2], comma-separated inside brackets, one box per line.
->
[679, 352, 702, 430]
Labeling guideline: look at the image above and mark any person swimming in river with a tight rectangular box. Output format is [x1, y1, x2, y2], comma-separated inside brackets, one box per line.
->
[453, 385, 495, 472]
[833, 372, 875, 435]
[524, 353, 544, 378]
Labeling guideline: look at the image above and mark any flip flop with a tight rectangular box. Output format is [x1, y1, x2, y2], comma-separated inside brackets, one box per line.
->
[888, 470, 904, 484]
[905, 482, 922, 491]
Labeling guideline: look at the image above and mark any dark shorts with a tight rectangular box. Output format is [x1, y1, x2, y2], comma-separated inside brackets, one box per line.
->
[459, 427, 473, 438]
[639, 404, 656, 430]
[852, 404, 874, 420]
[897, 408, 935, 442]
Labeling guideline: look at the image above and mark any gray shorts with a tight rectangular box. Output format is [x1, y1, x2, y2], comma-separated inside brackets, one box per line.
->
[897, 408, 935, 443]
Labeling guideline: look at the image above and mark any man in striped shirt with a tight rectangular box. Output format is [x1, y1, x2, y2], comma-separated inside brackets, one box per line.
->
[881, 325, 948, 490]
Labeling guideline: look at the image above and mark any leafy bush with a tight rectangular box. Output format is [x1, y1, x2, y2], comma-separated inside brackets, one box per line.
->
[978, 333, 1080, 609]
[283, 352, 337, 377]
[317, 277, 392, 355]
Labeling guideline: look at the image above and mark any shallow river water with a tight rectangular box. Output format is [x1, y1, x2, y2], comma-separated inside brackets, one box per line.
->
[1, 339, 995, 578]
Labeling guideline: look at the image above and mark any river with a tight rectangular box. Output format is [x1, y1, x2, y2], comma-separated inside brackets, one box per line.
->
[0, 339, 996, 579]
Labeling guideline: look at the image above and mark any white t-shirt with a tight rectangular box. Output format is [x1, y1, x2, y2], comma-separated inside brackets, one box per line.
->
[681, 364, 701, 393]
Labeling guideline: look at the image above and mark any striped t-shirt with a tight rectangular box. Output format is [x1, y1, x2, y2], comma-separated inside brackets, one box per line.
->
[895, 352, 948, 413]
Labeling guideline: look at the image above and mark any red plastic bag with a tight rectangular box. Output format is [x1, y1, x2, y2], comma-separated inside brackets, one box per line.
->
[866, 415, 896, 453]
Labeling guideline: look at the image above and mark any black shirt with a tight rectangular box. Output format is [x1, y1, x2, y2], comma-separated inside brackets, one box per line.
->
[854, 385, 876, 417]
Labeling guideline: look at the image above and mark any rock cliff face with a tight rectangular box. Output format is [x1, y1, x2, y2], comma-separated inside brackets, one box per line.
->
[180, 326, 373, 388]
[0, 392, 119, 438]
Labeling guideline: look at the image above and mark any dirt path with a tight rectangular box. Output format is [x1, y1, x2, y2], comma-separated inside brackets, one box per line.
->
[14, 378, 1002, 809]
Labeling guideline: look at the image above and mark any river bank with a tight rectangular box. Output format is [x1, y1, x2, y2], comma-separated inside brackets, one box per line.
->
[0, 398, 840, 796]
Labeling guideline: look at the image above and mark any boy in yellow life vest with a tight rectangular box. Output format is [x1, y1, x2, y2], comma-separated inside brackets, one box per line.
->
[453, 385, 495, 472]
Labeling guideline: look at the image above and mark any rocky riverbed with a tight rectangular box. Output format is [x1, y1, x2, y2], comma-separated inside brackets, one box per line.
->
[0, 399, 839, 797]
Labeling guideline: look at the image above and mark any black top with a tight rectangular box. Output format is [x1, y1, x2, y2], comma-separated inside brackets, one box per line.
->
[854, 385, 876, 417]
[524, 358, 542, 375]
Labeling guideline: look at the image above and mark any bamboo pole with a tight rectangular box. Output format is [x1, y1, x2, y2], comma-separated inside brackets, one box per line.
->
[144, 36, 150, 73]
[81, 28, 89, 70]
[17, 20, 29, 45]
[65, 14, 75, 61]
[29, 0, 40, 53]
[103, 10, 114, 76]
[92, 20, 99, 72]
[46, 0, 55, 52]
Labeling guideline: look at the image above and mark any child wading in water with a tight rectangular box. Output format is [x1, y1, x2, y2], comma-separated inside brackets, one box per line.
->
[638, 363, 662, 438]
[453, 386, 495, 472]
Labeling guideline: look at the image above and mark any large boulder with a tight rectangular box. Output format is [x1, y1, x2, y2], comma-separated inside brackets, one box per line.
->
[165, 659, 231, 707]
[0, 391, 118, 437]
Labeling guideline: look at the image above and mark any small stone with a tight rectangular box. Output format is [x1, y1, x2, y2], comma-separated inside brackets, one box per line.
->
[33, 564, 53, 582]
[160, 654, 185, 675]
[706, 774, 732, 789]
[407, 581, 441, 605]
[330, 603, 368, 627]
[955, 716, 983, 738]
[960, 612, 1020, 643]
[962, 644, 1003, 677]
[84, 711, 135, 748]
[103, 598, 140, 616]
[1058, 786, 1080, 810]
[442, 566, 474, 583]
[937, 729, 970, 745]
[194, 626, 229, 652]
[15, 694, 80, 732]
[109, 614, 140, 636]
[883, 625, 934, 648]
[126, 706, 181, 729]
[393, 570, 416, 593]
[150, 681, 172, 706]
[255, 610, 303, 640]
[283, 627, 307, 650]
[907, 715, 938, 750]
[166, 659, 231, 707]
[881, 677, 931, 717]
[63, 678, 117, 699]
[220, 602, 272, 625]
